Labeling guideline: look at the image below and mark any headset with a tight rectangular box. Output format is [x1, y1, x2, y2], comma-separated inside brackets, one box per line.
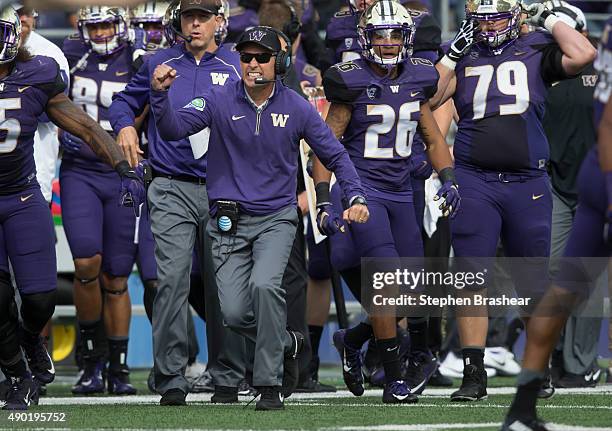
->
[166, 0, 223, 43]
[253, 26, 293, 84]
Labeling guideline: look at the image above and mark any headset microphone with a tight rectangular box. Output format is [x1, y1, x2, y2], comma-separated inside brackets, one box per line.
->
[254, 77, 276, 85]
[175, 30, 192, 43]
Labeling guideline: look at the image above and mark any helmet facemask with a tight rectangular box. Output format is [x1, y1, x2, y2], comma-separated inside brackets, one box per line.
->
[358, 0, 415, 69]
[0, 9, 21, 64]
[466, 0, 521, 55]
[78, 7, 128, 55]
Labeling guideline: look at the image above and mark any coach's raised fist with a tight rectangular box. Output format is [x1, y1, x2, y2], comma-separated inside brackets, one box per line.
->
[152, 64, 178, 91]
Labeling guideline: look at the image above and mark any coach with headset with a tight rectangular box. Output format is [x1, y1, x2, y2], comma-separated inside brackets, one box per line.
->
[150, 25, 369, 410]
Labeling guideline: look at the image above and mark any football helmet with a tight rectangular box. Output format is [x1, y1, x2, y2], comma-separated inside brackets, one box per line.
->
[78, 6, 128, 55]
[0, 7, 20, 64]
[215, 0, 229, 45]
[465, 0, 521, 55]
[130, 1, 169, 50]
[358, 0, 415, 67]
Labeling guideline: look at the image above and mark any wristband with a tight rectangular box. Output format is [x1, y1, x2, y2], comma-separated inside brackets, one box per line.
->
[350, 196, 367, 207]
[315, 182, 331, 207]
[543, 13, 561, 33]
[438, 167, 457, 185]
[439, 55, 457, 71]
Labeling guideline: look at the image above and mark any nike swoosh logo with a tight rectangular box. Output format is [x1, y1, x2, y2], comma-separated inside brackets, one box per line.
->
[386, 346, 398, 352]
[585, 372, 593, 381]
[532, 194, 544, 200]
[392, 393, 409, 400]
[514, 51, 526, 56]
[232, 115, 245, 121]
[81, 379, 93, 386]
[410, 91, 420, 97]
[20, 194, 33, 202]
[592, 369, 601, 381]
[47, 351, 55, 375]
[343, 363, 351, 373]
[115, 71, 129, 77]
[18, 86, 31, 93]
[486, 354, 506, 367]
[411, 378, 426, 393]
[24, 388, 30, 405]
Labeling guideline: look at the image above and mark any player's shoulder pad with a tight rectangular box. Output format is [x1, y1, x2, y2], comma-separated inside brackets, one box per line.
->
[402, 57, 439, 98]
[11, 55, 66, 97]
[333, 10, 353, 18]
[62, 35, 88, 58]
[520, 29, 556, 49]
[323, 60, 368, 104]
[412, 11, 442, 52]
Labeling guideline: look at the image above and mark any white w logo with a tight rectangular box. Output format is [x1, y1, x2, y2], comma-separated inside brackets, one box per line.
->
[390, 85, 399, 93]
[271, 113, 289, 128]
[211, 72, 230, 86]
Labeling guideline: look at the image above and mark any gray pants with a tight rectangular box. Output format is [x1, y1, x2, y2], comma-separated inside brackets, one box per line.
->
[551, 189, 603, 374]
[208, 206, 298, 387]
[148, 177, 245, 394]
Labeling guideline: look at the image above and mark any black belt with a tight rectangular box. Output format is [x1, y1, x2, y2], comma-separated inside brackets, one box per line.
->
[153, 172, 206, 185]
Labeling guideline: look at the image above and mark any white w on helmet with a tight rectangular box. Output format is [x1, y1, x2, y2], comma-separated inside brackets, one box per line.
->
[0, 7, 20, 64]
[78, 6, 128, 55]
[542, 0, 587, 31]
[358, 0, 415, 68]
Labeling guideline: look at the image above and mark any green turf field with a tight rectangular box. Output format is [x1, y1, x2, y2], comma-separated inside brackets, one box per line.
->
[1, 369, 611, 430]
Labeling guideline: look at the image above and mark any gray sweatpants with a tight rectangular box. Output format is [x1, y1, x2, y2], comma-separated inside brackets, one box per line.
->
[148, 177, 245, 394]
[208, 205, 298, 387]
[551, 189, 603, 375]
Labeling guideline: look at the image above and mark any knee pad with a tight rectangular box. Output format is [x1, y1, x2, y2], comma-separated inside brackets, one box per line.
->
[102, 285, 129, 296]
[76, 274, 99, 285]
[20, 290, 57, 333]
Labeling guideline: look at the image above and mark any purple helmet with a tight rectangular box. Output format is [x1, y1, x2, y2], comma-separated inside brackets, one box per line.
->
[466, 0, 522, 55]
[78, 6, 128, 55]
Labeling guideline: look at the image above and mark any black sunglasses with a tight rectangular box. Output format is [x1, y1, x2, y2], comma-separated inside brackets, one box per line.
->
[239, 52, 275, 64]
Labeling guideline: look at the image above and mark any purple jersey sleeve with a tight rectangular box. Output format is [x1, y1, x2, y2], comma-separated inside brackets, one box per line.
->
[109, 57, 150, 133]
[150, 88, 214, 141]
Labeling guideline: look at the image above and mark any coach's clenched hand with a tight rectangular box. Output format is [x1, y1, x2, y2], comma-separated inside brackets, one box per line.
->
[152, 64, 178, 91]
[343, 203, 369, 225]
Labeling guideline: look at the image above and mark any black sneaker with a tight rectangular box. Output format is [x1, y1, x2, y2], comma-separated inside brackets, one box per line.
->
[255, 386, 284, 411]
[238, 379, 258, 397]
[500, 415, 550, 431]
[282, 330, 304, 398]
[295, 377, 337, 393]
[556, 370, 600, 388]
[211, 385, 238, 404]
[21, 335, 55, 385]
[404, 350, 437, 395]
[538, 371, 555, 399]
[160, 388, 187, 406]
[382, 380, 418, 404]
[428, 368, 453, 387]
[450, 364, 487, 402]
[2, 375, 38, 410]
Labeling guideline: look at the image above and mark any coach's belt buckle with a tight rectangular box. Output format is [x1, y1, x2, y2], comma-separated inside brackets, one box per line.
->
[498, 173, 510, 183]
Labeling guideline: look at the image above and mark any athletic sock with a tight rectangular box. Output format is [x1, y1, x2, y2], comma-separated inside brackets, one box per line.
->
[344, 322, 374, 350]
[377, 337, 401, 383]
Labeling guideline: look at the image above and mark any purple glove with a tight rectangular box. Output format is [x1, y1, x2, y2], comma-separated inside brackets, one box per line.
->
[434, 181, 461, 218]
[117, 161, 146, 218]
[316, 204, 346, 236]
[59, 130, 84, 154]
[410, 152, 433, 180]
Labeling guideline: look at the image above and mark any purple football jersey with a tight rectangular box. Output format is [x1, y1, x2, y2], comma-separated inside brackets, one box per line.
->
[594, 17, 612, 129]
[63, 36, 134, 172]
[0, 55, 65, 195]
[323, 57, 438, 202]
[451, 31, 571, 174]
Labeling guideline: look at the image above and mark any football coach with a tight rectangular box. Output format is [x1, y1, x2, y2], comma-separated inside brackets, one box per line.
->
[149, 26, 369, 410]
